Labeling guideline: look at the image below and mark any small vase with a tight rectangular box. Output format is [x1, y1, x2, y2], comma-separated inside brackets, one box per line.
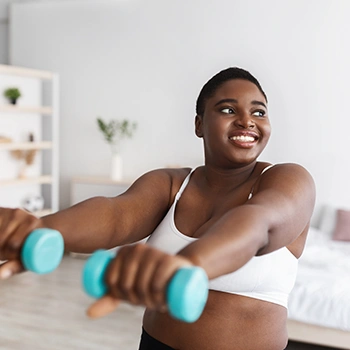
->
[18, 159, 27, 179]
[111, 153, 123, 181]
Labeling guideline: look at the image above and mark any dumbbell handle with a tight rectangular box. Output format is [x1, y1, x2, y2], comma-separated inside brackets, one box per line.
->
[82, 249, 209, 323]
[21, 228, 64, 274]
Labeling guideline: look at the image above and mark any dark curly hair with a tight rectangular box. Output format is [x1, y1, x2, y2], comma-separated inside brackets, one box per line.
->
[196, 67, 267, 116]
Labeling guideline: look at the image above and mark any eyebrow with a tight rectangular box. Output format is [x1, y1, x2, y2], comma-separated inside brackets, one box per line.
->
[251, 100, 267, 108]
[214, 98, 267, 109]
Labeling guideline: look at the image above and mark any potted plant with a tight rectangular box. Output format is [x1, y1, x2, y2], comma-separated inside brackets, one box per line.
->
[3, 87, 21, 105]
[97, 117, 137, 180]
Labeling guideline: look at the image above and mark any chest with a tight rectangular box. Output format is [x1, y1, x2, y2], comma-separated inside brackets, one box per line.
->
[174, 183, 253, 238]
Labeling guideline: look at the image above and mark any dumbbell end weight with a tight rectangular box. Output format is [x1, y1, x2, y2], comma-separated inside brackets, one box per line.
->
[82, 249, 115, 298]
[167, 267, 208, 323]
[22, 228, 64, 274]
[82, 250, 209, 323]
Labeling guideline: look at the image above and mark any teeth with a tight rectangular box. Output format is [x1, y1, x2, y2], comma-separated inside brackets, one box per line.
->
[230, 135, 255, 142]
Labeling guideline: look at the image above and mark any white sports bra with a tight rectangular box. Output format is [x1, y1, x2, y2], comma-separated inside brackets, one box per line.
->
[146, 167, 298, 308]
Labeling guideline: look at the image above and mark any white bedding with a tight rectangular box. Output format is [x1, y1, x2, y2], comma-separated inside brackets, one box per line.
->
[288, 227, 350, 331]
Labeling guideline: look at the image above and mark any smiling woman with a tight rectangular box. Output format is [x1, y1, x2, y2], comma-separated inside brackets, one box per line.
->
[0, 67, 315, 350]
[195, 72, 271, 167]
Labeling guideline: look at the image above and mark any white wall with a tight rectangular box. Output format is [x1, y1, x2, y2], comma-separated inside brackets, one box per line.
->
[0, 1, 9, 64]
[0, 0, 43, 63]
[8, 0, 350, 211]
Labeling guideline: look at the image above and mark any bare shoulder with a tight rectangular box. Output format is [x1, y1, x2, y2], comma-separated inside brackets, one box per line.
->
[125, 167, 193, 200]
[251, 163, 316, 255]
[104, 167, 194, 244]
[269, 162, 312, 174]
[252, 162, 316, 220]
[129, 167, 192, 187]
[258, 163, 315, 191]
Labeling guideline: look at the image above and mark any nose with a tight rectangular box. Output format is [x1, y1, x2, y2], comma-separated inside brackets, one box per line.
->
[234, 113, 255, 129]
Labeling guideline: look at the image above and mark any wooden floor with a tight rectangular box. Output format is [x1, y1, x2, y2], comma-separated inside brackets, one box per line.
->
[0, 255, 338, 350]
[0, 256, 145, 350]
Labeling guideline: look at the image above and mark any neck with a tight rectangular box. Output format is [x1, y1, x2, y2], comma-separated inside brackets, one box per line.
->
[200, 162, 258, 192]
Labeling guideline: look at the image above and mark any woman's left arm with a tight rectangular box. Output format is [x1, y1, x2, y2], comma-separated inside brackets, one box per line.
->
[178, 163, 316, 280]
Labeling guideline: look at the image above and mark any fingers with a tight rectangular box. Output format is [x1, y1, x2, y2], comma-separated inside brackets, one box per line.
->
[0, 208, 42, 261]
[0, 259, 25, 279]
[87, 295, 121, 319]
[104, 244, 194, 313]
[151, 254, 192, 309]
[134, 247, 162, 308]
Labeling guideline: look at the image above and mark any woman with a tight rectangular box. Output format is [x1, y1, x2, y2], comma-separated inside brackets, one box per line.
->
[0, 67, 315, 350]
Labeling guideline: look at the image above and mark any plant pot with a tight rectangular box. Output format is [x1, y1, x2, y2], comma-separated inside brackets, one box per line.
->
[111, 153, 123, 181]
[10, 98, 17, 105]
[18, 159, 27, 179]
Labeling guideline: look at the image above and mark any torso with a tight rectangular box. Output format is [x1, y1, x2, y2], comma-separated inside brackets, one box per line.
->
[143, 292, 288, 350]
[143, 162, 309, 350]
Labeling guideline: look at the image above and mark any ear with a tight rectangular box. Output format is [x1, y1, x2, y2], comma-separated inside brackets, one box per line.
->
[195, 115, 203, 138]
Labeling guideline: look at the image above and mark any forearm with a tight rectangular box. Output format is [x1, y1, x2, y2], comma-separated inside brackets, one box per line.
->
[178, 205, 270, 280]
[41, 196, 127, 253]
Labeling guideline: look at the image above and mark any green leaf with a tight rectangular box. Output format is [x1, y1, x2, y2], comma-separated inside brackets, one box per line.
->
[96, 117, 137, 145]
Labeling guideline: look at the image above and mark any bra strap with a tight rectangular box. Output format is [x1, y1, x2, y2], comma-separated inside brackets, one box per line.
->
[260, 164, 274, 175]
[248, 164, 275, 200]
[175, 168, 196, 201]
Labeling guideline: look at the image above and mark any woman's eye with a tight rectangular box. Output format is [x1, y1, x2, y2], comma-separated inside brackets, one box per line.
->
[252, 110, 266, 117]
[221, 108, 234, 114]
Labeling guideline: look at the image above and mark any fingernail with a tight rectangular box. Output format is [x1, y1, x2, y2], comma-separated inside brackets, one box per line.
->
[0, 269, 12, 279]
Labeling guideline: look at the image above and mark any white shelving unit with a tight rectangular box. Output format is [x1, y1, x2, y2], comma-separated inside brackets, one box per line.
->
[0, 141, 53, 151]
[0, 64, 59, 216]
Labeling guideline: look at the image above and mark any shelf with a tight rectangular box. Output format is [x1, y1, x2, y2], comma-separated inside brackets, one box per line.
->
[0, 141, 52, 151]
[33, 209, 53, 217]
[0, 64, 59, 213]
[0, 64, 54, 80]
[0, 175, 52, 187]
[0, 105, 53, 115]
[23, 208, 53, 217]
[72, 176, 134, 186]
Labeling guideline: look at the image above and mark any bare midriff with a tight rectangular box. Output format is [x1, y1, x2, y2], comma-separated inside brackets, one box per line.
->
[143, 290, 288, 350]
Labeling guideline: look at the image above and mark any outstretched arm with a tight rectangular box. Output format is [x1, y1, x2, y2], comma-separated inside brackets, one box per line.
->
[0, 168, 175, 275]
[178, 163, 316, 279]
[41, 169, 174, 252]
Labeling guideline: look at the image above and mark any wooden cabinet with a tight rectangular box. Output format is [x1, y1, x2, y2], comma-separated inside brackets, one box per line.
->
[70, 176, 132, 206]
[0, 64, 59, 216]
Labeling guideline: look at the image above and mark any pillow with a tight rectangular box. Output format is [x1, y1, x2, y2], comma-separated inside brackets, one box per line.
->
[318, 205, 337, 240]
[332, 209, 350, 241]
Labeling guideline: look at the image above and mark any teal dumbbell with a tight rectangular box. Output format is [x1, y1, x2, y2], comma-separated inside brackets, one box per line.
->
[21, 228, 64, 274]
[82, 249, 209, 323]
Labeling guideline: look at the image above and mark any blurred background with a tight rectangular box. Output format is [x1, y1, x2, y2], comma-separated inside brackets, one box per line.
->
[1, 0, 349, 213]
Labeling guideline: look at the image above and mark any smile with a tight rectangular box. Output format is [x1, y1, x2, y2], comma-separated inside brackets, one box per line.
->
[230, 135, 256, 142]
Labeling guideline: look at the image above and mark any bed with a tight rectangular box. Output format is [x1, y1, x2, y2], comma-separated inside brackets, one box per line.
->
[287, 206, 350, 349]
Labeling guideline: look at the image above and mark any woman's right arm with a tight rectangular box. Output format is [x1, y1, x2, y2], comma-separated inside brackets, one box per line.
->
[0, 168, 175, 268]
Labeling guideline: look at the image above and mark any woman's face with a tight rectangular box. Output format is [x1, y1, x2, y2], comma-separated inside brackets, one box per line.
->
[195, 79, 271, 167]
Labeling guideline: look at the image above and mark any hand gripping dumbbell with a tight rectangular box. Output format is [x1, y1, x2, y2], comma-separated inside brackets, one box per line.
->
[21, 228, 64, 274]
[82, 249, 209, 323]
